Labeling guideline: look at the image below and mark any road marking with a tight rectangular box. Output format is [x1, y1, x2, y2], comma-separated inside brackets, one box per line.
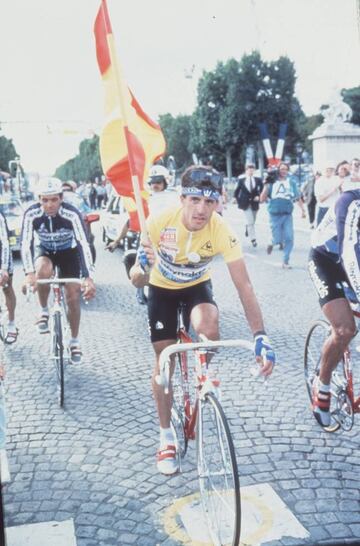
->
[6, 519, 77, 546]
[162, 483, 309, 545]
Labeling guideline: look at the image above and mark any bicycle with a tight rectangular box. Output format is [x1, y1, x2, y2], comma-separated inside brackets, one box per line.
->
[157, 309, 253, 546]
[37, 270, 82, 408]
[304, 303, 360, 433]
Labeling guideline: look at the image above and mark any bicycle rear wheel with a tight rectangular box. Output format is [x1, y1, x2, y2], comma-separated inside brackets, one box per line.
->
[197, 392, 240, 546]
[0, 308, 4, 343]
[52, 312, 65, 408]
[304, 319, 341, 432]
[0, 480, 5, 546]
[170, 353, 188, 458]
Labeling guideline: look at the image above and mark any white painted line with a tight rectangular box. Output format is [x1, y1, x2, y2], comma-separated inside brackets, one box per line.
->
[6, 519, 77, 546]
[163, 483, 310, 545]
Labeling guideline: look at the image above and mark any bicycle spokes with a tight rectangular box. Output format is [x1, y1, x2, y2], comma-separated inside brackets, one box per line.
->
[329, 389, 354, 431]
[197, 393, 240, 546]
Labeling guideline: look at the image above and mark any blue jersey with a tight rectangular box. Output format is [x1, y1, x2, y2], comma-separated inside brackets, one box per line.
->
[311, 189, 360, 297]
[21, 201, 94, 277]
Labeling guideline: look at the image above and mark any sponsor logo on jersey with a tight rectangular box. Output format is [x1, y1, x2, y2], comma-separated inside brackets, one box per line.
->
[201, 240, 213, 253]
[160, 227, 177, 245]
[229, 236, 238, 248]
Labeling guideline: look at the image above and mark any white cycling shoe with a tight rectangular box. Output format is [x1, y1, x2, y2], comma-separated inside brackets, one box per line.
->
[156, 444, 179, 475]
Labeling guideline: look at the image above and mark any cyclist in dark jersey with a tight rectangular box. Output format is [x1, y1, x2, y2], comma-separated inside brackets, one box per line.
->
[308, 188, 360, 426]
[0, 211, 17, 344]
[21, 177, 96, 364]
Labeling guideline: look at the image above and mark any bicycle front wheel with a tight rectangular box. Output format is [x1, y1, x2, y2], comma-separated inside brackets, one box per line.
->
[304, 319, 341, 432]
[197, 392, 240, 546]
[53, 312, 65, 408]
[170, 353, 188, 459]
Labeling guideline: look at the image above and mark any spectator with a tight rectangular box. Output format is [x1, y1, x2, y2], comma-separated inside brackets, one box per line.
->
[88, 182, 97, 209]
[96, 182, 106, 209]
[341, 158, 360, 192]
[301, 171, 317, 229]
[260, 162, 305, 269]
[314, 163, 342, 225]
[233, 163, 263, 247]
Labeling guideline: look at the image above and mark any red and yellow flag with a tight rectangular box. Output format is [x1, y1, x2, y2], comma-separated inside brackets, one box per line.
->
[94, 0, 166, 231]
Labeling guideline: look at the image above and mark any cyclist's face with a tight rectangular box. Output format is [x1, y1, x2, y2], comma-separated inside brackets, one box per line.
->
[181, 195, 218, 231]
[40, 194, 63, 216]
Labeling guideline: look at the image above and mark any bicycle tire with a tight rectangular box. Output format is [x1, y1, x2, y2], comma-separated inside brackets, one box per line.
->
[0, 483, 5, 546]
[0, 309, 4, 344]
[170, 353, 188, 458]
[53, 312, 65, 408]
[304, 319, 341, 432]
[197, 391, 241, 546]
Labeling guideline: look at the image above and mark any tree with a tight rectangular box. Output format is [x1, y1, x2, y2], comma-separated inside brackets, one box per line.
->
[158, 113, 193, 169]
[342, 86, 360, 126]
[0, 135, 18, 172]
[190, 51, 305, 176]
[55, 135, 103, 181]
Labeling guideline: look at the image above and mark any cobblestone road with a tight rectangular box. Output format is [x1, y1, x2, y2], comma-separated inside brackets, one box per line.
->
[2, 204, 360, 546]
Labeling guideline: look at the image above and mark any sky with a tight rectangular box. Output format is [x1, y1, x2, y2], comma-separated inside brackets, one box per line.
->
[0, 0, 359, 174]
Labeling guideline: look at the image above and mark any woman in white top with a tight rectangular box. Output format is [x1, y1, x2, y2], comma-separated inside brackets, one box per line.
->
[314, 165, 342, 225]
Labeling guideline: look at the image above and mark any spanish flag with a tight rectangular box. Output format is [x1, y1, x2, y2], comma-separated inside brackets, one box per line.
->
[94, 0, 166, 231]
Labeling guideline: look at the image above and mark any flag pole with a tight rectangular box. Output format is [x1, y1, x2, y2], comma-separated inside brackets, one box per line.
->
[100, 0, 149, 240]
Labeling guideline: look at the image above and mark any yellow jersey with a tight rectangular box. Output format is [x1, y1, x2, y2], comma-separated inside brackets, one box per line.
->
[147, 206, 242, 289]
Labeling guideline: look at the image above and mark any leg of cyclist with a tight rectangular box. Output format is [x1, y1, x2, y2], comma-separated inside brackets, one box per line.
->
[3, 276, 18, 344]
[35, 256, 53, 333]
[152, 339, 177, 474]
[58, 248, 83, 364]
[314, 298, 356, 426]
[65, 283, 82, 364]
[190, 302, 219, 341]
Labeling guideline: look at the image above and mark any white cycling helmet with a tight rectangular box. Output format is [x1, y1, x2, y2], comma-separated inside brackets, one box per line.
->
[148, 165, 170, 188]
[37, 177, 63, 196]
[149, 165, 170, 179]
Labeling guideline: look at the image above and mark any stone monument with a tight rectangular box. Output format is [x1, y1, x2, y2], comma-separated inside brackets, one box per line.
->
[309, 88, 360, 171]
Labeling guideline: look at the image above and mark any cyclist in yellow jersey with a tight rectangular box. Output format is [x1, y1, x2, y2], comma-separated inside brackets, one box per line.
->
[130, 166, 275, 475]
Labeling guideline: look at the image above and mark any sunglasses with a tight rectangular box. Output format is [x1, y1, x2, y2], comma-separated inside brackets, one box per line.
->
[183, 169, 223, 190]
[149, 176, 165, 184]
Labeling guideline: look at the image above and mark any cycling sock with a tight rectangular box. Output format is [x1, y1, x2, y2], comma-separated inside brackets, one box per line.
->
[70, 338, 80, 347]
[318, 380, 330, 392]
[159, 427, 175, 447]
[7, 321, 16, 332]
[41, 307, 49, 316]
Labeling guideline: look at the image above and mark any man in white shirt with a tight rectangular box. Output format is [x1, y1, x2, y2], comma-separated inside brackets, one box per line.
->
[314, 164, 342, 225]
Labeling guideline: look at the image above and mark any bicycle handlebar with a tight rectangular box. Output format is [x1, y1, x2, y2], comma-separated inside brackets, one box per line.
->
[37, 278, 82, 285]
[157, 338, 253, 393]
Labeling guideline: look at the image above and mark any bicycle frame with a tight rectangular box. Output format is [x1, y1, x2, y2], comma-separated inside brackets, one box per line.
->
[343, 345, 360, 414]
[158, 336, 253, 421]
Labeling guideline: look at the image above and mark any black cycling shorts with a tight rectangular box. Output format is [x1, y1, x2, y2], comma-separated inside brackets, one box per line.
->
[147, 280, 217, 343]
[308, 248, 348, 307]
[35, 247, 81, 279]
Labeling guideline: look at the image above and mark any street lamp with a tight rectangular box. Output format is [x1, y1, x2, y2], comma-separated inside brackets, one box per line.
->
[295, 143, 304, 188]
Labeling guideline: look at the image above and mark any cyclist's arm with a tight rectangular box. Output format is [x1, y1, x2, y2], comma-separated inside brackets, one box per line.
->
[0, 215, 10, 283]
[130, 240, 155, 288]
[337, 192, 360, 300]
[227, 258, 274, 375]
[20, 209, 36, 275]
[68, 207, 95, 278]
[227, 258, 265, 335]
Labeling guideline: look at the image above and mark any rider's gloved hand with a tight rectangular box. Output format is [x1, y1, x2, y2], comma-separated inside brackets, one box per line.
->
[253, 333, 275, 376]
[138, 245, 150, 273]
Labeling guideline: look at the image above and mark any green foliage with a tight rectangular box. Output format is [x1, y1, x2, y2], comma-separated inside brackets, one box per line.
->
[342, 86, 360, 126]
[189, 51, 305, 174]
[158, 113, 192, 168]
[0, 135, 18, 172]
[55, 135, 103, 182]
